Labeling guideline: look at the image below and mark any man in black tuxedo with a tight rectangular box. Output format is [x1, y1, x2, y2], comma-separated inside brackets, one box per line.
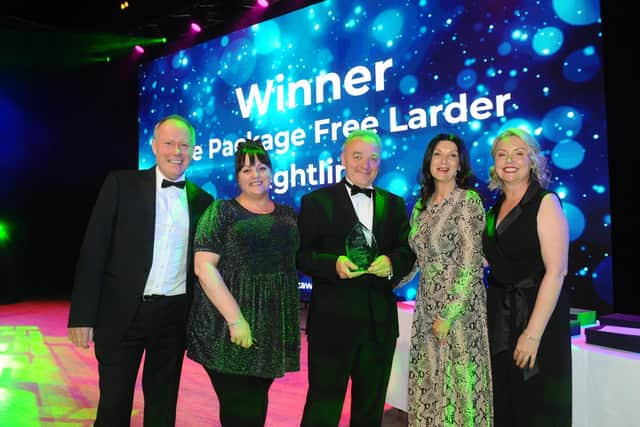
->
[297, 129, 415, 427]
[67, 114, 213, 426]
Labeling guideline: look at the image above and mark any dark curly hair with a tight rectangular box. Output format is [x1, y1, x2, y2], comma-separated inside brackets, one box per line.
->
[417, 133, 475, 212]
[234, 138, 272, 175]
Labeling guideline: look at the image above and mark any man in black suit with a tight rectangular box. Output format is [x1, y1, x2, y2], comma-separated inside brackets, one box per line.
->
[67, 114, 213, 426]
[297, 129, 415, 427]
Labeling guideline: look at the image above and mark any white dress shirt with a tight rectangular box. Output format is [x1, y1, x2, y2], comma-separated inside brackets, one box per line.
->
[143, 168, 190, 296]
[344, 179, 374, 232]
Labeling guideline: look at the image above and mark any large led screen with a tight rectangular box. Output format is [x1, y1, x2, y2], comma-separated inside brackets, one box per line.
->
[138, 0, 611, 310]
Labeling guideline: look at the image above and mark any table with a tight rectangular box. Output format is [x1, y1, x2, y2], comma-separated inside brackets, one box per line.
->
[385, 301, 414, 411]
[385, 302, 640, 427]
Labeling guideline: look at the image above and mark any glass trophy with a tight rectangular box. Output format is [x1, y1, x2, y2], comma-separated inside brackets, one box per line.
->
[345, 222, 378, 271]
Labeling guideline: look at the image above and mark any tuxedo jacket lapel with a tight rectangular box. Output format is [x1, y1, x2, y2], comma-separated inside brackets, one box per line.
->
[131, 169, 156, 272]
[139, 168, 156, 244]
[495, 181, 540, 236]
[372, 189, 385, 239]
[335, 184, 360, 231]
[186, 180, 205, 238]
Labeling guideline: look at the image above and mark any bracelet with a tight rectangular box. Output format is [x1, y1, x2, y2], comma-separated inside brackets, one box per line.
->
[227, 318, 243, 327]
[524, 334, 539, 342]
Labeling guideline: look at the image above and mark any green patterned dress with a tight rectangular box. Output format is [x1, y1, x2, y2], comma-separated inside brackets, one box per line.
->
[407, 188, 493, 426]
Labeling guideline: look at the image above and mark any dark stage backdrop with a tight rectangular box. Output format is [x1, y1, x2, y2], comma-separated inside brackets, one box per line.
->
[137, 0, 612, 311]
[0, 64, 139, 303]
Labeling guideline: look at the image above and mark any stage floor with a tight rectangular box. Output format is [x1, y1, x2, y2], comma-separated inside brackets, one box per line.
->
[0, 300, 407, 427]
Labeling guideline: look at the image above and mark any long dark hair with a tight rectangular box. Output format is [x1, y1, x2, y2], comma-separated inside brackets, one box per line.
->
[417, 133, 475, 211]
[234, 138, 271, 175]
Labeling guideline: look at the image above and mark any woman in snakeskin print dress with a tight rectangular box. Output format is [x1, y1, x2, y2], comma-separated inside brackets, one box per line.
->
[406, 133, 493, 427]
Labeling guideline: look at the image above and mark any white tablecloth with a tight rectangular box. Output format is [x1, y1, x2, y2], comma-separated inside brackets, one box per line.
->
[385, 302, 640, 427]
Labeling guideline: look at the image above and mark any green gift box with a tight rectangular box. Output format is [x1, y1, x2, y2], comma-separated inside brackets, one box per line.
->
[570, 308, 597, 327]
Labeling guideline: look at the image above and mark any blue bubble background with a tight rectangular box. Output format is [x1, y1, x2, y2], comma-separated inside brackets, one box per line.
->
[138, 0, 610, 306]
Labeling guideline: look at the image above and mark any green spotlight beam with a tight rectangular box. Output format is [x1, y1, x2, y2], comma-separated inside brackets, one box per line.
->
[0, 221, 11, 247]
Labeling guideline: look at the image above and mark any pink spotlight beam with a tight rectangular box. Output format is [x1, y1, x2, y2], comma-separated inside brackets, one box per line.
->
[257, 0, 269, 8]
[134, 45, 144, 54]
[190, 22, 202, 33]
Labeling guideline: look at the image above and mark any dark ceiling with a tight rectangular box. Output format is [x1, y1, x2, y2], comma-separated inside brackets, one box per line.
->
[5, 1, 251, 35]
[2, 0, 320, 70]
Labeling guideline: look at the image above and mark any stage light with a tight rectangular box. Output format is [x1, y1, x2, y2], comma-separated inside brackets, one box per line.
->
[257, 0, 269, 8]
[120, 1, 129, 10]
[134, 45, 144, 54]
[190, 22, 202, 33]
[0, 221, 11, 248]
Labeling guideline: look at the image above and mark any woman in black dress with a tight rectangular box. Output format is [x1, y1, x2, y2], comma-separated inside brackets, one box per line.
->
[186, 139, 300, 427]
[482, 128, 571, 426]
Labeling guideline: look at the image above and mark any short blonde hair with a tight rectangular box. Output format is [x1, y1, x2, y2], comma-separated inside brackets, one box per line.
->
[488, 128, 551, 191]
[153, 114, 196, 145]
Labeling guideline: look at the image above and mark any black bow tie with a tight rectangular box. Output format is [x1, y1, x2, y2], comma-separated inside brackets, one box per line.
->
[161, 179, 186, 189]
[345, 181, 373, 198]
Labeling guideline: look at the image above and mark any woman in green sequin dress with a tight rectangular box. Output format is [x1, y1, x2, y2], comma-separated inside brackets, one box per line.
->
[186, 139, 300, 427]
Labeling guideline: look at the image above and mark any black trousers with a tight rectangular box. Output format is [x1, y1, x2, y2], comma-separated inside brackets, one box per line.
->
[94, 294, 187, 427]
[301, 336, 396, 427]
[205, 369, 274, 427]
